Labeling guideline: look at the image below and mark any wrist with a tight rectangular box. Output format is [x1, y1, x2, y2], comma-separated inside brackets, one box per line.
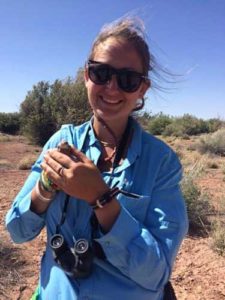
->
[90, 187, 120, 210]
[35, 181, 55, 202]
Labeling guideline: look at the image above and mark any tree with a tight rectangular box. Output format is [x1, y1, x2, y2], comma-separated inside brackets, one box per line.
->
[20, 69, 92, 145]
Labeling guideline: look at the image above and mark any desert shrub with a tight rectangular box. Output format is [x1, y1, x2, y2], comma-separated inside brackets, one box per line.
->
[0, 112, 21, 135]
[17, 155, 37, 170]
[0, 159, 11, 168]
[211, 219, 225, 256]
[136, 111, 153, 131]
[207, 161, 219, 169]
[163, 114, 209, 137]
[163, 122, 184, 137]
[181, 174, 212, 233]
[147, 113, 172, 135]
[0, 134, 11, 142]
[207, 118, 224, 133]
[196, 128, 225, 156]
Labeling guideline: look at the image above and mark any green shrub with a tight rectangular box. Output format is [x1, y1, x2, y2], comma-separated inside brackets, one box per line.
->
[196, 129, 225, 156]
[163, 122, 184, 137]
[207, 118, 224, 133]
[20, 70, 92, 146]
[0, 112, 21, 135]
[147, 113, 172, 135]
[163, 114, 210, 137]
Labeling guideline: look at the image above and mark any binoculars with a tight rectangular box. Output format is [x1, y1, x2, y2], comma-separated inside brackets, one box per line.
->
[50, 234, 93, 279]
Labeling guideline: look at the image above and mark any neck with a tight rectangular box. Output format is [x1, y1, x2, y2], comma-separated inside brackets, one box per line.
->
[93, 115, 129, 145]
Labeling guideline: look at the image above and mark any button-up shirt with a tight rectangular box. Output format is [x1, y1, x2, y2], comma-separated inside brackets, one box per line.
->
[6, 117, 188, 300]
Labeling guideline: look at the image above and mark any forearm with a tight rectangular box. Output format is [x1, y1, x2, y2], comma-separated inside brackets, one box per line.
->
[30, 181, 55, 214]
[94, 198, 121, 232]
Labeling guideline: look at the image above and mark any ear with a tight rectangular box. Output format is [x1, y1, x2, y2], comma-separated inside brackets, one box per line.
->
[139, 79, 151, 98]
[84, 67, 89, 87]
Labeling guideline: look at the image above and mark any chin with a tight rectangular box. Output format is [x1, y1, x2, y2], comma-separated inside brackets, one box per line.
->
[94, 109, 128, 123]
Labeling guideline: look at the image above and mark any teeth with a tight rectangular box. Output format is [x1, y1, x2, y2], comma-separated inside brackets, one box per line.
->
[100, 97, 121, 104]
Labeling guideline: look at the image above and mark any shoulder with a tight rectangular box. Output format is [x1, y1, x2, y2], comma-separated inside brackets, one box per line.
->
[142, 130, 173, 156]
[132, 120, 181, 174]
[132, 118, 176, 159]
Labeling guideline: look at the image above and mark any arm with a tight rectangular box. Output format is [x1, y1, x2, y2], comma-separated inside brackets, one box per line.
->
[5, 168, 47, 243]
[5, 130, 67, 243]
[95, 151, 188, 291]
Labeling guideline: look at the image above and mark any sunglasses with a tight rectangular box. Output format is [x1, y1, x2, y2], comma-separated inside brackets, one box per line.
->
[87, 60, 148, 93]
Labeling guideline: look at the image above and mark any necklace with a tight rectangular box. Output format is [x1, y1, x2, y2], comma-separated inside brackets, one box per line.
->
[99, 140, 115, 147]
[96, 116, 118, 163]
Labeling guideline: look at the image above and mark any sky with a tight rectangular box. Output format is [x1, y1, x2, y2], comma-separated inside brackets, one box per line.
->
[0, 0, 224, 120]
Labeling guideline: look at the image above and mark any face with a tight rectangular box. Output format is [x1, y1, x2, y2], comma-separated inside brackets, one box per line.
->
[85, 38, 150, 126]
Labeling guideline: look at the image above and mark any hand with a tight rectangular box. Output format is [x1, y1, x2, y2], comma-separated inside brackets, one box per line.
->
[40, 146, 109, 204]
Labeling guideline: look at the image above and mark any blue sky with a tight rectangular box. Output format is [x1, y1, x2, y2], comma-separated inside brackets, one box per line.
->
[0, 0, 224, 119]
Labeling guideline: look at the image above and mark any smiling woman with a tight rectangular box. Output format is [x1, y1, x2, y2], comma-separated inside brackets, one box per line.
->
[5, 16, 188, 300]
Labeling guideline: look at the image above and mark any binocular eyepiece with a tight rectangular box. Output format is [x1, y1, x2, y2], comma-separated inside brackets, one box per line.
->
[50, 234, 93, 279]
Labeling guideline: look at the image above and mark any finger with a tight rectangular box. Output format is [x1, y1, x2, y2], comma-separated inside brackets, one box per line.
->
[44, 153, 68, 174]
[40, 161, 64, 188]
[47, 149, 72, 168]
[70, 146, 91, 163]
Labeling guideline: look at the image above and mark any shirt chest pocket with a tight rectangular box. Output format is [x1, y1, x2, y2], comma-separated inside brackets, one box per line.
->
[118, 194, 150, 223]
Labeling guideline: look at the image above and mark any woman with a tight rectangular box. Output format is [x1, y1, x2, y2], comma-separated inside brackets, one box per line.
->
[6, 17, 188, 300]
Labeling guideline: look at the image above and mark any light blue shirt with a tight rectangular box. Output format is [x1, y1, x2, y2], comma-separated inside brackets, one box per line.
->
[6, 117, 188, 300]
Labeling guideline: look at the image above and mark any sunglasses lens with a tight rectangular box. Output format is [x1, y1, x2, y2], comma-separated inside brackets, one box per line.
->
[88, 65, 109, 85]
[118, 71, 142, 93]
[88, 61, 144, 93]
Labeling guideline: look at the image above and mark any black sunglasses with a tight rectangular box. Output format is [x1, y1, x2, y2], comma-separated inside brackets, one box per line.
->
[87, 60, 148, 93]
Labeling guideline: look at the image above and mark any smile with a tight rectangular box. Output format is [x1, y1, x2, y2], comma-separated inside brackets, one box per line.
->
[99, 96, 122, 105]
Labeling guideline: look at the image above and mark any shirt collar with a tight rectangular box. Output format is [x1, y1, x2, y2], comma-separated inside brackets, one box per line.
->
[75, 116, 143, 171]
[115, 117, 142, 172]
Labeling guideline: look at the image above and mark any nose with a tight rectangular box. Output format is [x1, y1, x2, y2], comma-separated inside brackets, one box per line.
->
[105, 75, 119, 93]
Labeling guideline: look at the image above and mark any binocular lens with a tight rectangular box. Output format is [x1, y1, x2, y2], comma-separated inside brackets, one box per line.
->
[50, 234, 64, 249]
[75, 239, 89, 254]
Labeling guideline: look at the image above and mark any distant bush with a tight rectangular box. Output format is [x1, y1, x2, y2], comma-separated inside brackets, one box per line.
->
[0, 112, 21, 135]
[207, 118, 224, 133]
[163, 114, 209, 137]
[196, 129, 225, 156]
[147, 113, 173, 135]
[146, 113, 224, 138]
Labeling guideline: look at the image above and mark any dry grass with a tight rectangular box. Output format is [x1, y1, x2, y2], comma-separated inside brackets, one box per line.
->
[196, 129, 225, 156]
[210, 217, 225, 256]
[0, 241, 25, 299]
[17, 155, 37, 170]
[0, 158, 11, 168]
[0, 134, 12, 142]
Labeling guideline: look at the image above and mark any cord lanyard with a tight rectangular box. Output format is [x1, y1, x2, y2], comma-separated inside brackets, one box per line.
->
[55, 117, 140, 234]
